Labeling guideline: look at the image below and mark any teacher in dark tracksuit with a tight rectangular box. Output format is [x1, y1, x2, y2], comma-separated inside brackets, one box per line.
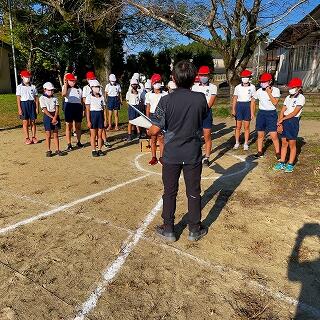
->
[148, 60, 209, 242]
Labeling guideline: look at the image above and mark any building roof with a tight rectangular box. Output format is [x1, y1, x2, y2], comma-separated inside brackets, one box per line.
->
[266, 4, 320, 50]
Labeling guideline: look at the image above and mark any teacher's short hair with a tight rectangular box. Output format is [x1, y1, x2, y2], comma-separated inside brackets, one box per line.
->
[173, 61, 197, 89]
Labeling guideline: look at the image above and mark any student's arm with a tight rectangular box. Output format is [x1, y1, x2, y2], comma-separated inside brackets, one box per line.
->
[118, 86, 123, 104]
[231, 96, 237, 116]
[104, 108, 107, 128]
[278, 106, 302, 123]
[250, 98, 256, 119]
[146, 103, 151, 117]
[35, 96, 39, 114]
[86, 104, 91, 128]
[208, 95, 216, 108]
[61, 80, 68, 97]
[266, 87, 279, 106]
[16, 96, 22, 116]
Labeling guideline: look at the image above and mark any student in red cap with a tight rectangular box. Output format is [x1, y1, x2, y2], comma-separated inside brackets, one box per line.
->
[16, 70, 39, 144]
[232, 69, 256, 151]
[145, 73, 168, 165]
[254, 72, 281, 159]
[192, 66, 217, 166]
[62, 73, 83, 151]
[273, 78, 305, 173]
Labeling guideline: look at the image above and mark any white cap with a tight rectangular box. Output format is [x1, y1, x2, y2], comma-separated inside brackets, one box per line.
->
[43, 82, 55, 90]
[145, 80, 152, 89]
[109, 74, 116, 82]
[168, 80, 177, 90]
[89, 79, 101, 87]
[130, 78, 139, 85]
[132, 72, 140, 80]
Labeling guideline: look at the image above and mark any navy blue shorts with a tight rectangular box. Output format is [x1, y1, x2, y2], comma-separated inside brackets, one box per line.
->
[235, 102, 251, 121]
[107, 96, 120, 111]
[128, 105, 139, 121]
[282, 117, 300, 140]
[90, 111, 104, 129]
[202, 109, 213, 129]
[64, 102, 83, 123]
[21, 100, 37, 121]
[256, 110, 278, 133]
[43, 113, 61, 131]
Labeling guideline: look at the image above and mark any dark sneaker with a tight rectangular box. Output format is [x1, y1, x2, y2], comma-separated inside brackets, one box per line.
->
[126, 134, 132, 142]
[46, 150, 52, 157]
[254, 151, 264, 159]
[77, 141, 84, 148]
[159, 157, 164, 166]
[66, 144, 73, 152]
[188, 225, 208, 241]
[97, 150, 104, 156]
[202, 157, 210, 167]
[275, 153, 281, 160]
[155, 225, 176, 242]
[55, 150, 66, 156]
[92, 150, 99, 157]
[104, 141, 112, 148]
[149, 157, 158, 166]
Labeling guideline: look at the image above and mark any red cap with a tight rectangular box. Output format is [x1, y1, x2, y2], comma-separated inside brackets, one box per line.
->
[65, 73, 77, 81]
[151, 73, 162, 85]
[20, 70, 31, 77]
[259, 73, 272, 82]
[194, 75, 200, 83]
[240, 69, 252, 77]
[288, 78, 302, 88]
[86, 71, 96, 80]
[198, 66, 210, 75]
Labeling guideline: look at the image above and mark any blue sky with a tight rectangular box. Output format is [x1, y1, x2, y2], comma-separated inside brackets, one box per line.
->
[125, 1, 320, 55]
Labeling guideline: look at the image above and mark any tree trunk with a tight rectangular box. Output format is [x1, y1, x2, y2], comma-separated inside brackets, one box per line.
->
[94, 46, 111, 87]
[225, 68, 240, 104]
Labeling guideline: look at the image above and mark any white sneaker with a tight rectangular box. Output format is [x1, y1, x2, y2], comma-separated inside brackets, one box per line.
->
[233, 143, 240, 150]
[243, 144, 249, 151]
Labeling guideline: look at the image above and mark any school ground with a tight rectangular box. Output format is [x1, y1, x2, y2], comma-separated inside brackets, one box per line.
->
[0, 118, 319, 320]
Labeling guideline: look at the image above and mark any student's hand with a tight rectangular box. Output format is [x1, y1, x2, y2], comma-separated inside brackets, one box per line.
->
[231, 110, 236, 117]
[277, 124, 283, 134]
[277, 119, 283, 125]
[104, 121, 107, 128]
[18, 109, 23, 116]
[251, 113, 255, 120]
[266, 86, 272, 94]
[52, 117, 57, 124]
[87, 121, 91, 129]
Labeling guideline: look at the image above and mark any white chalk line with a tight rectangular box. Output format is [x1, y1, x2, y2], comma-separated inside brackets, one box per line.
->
[73, 198, 163, 320]
[134, 153, 250, 180]
[0, 174, 150, 236]
[75, 212, 320, 319]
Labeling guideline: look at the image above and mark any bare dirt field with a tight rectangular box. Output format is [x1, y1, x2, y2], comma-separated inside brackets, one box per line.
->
[0, 118, 319, 320]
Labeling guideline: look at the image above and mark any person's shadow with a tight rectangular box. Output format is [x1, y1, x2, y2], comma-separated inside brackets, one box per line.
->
[288, 223, 320, 320]
[175, 156, 258, 238]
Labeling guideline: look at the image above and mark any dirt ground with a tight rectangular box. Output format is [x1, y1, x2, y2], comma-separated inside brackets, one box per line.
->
[0, 117, 319, 320]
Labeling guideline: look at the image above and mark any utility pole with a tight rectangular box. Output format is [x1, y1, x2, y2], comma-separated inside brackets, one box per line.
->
[7, 0, 18, 87]
[256, 42, 261, 80]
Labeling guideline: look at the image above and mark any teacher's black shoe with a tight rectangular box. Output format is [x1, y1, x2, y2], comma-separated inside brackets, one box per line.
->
[188, 225, 208, 241]
[155, 225, 176, 242]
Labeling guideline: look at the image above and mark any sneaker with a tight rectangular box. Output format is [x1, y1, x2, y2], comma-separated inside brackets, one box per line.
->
[106, 126, 112, 131]
[233, 143, 240, 150]
[97, 150, 104, 156]
[159, 157, 164, 166]
[148, 157, 158, 166]
[55, 150, 66, 156]
[273, 162, 286, 171]
[126, 134, 132, 142]
[32, 137, 39, 144]
[188, 225, 208, 241]
[275, 153, 281, 160]
[46, 150, 52, 157]
[66, 144, 73, 152]
[72, 131, 77, 137]
[104, 141, 112, 148]
[77, 141, 84, 148]
[254, 151, 264, 159]
[284, 163, 294, 173]
[243, 144, 249, 151]
[25, 138, 32, 145]
[92, 150, 99, 157]
[202, 157, 210, 167]
[155, 225, 176, 242]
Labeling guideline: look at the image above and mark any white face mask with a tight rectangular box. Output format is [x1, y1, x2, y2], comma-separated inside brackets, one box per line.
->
[153, 83, 161, 90]
[45, 89, 54, 97]
[242, 77, 250, 84]
[92, 87, 100, 94]
[110, 81, 116, 85]
[261, 82, 269, 89]
[199, 76, 209, 84]
[22, 77, 30, 84]
[289, 88, 297, 95]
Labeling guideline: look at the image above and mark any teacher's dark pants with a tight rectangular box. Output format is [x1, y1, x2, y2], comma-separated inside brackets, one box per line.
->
[162, 162, 202, 232]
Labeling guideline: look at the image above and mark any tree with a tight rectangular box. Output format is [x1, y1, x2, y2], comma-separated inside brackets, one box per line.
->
[126, 0, 310, 93]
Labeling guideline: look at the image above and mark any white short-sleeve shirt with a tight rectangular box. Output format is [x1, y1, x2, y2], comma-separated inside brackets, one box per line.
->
[284, 94, 305, 117]
[63, 85, 82, 103]
[254, 87, 281, 111]
[85, 94, 106, 111]
[145, 91, 168, 113]
[126, 90, 141, 106]
[233, 84, 256, 102]
[192, 83, 217, 104]
[105, 83, 121, 97]
[16, 83, 38, 101]
[39, 95, 59, 113]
